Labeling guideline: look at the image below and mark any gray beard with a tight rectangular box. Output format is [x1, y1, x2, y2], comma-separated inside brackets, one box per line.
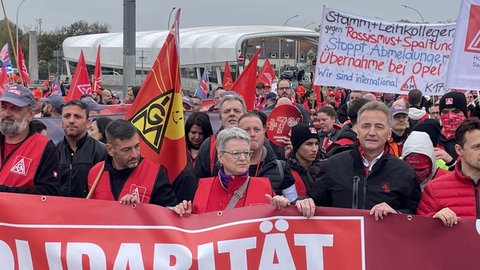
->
[0, 117, 29, 136]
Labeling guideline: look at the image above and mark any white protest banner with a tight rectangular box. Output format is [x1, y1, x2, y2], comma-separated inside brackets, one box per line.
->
[314, 7, 455, 95]
[446, 0, 480, 90]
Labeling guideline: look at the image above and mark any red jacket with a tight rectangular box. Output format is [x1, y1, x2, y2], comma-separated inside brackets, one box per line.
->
[417, 158, 480, 219]
[193, 176, 274, 214]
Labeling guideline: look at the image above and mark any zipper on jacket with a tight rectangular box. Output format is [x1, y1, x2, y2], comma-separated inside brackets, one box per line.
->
[352, 176, 360, 209]
[362, 175, 368, 210]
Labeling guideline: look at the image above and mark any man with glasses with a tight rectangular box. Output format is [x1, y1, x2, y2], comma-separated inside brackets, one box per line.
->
[276, 79, 312, 124]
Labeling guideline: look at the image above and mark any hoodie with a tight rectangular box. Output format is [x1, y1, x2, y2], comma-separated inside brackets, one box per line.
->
[408, 107, 429, 122]
[402, 131, 443, 191]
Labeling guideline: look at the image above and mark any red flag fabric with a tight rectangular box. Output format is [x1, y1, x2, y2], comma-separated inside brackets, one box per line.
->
[124, 9, 186, 181]
[0, 65, 9, 94]
[93, 45, 102, 92]
[17, 43, 30, 85]
[68, 50, 92, 100]
[223, 61, 234, 89]
[256, 58, 276, 87]
[230, 48, 261, 110]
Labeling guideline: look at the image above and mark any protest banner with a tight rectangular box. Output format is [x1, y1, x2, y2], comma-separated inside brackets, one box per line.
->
[0, 193, 479, 269]
[314, 7, 455, 96]
[446, 0, 480, 90]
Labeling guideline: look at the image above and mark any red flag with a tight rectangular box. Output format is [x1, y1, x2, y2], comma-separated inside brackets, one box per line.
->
[93, 45, 102, 91]
[68, 50, 92, 100]
[0, 65, 9, 94]
[17, 43, 30, 85]
[230, 48, 261, 110]
[124, 9, 186, 181]
[223, 61, 234, 89]
[256, 58, 276, 87]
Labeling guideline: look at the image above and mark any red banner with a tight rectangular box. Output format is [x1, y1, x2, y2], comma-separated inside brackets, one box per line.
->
[0, 193, 479, 269]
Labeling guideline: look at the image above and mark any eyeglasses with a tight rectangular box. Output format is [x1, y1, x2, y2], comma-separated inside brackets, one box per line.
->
[222, 150, 253, 159]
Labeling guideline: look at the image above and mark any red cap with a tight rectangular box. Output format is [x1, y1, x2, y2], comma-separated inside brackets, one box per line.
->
[32, 89, 42, 99]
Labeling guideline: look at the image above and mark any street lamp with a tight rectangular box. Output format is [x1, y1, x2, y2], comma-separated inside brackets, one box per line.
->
[15, 0, 27, 64]
[167, 7, 176, 29]
[304, 22, 317, 29]
[401, 5, 425, 23]
[282, 15, 299, 26]
[279, 15, 299, 76]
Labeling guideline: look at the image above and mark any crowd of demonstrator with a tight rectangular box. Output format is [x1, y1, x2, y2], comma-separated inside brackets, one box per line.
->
[1, 79, 479, 227]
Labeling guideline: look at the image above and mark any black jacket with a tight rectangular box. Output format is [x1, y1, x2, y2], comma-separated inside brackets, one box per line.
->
[310, 146, 421, 214]
[438, 134, 457, 170]
[287, 156, 323, 196]
[194, 135, 217, 178]
[326, 124, 357, 158]
[337, 103, 349, 124]
[57, 134, 106, 197]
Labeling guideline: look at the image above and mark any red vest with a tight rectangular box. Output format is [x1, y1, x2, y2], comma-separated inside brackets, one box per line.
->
[193, 176, 273, 214]
[88, 159, 158, 203]
[0, 133, 49, 187]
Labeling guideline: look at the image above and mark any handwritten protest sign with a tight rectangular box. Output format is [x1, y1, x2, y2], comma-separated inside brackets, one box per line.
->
[314, 7, 455, 95]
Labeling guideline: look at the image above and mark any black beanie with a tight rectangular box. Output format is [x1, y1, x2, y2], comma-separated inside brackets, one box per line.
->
[439, 92, 467, 116]
[291, 123, 319, 153]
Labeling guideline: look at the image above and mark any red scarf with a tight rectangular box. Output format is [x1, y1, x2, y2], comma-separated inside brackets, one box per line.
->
[441, 112, 466, 139]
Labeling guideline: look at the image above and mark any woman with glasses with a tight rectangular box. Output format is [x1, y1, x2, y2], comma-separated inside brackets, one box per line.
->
[173, 127, 274, 215]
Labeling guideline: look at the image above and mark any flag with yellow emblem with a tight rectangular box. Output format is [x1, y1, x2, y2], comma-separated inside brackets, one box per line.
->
[125, 9, 186, 181]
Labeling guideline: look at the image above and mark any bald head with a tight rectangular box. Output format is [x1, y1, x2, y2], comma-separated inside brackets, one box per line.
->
[275, 97, 293, 108]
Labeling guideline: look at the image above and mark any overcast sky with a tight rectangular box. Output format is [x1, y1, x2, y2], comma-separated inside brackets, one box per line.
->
[6, 0, 461, 34]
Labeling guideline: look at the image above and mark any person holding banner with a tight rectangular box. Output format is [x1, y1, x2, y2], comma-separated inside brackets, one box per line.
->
[268, 101, 421, 219]
[87, 120, 197, 206]
[0, 84, 59, 195]
[417, 118, 480, 227]
[286, 123, 322, 197]
[173, 127, 274, 215]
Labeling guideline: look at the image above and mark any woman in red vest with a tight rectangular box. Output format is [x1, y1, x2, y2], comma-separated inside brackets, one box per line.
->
[173, 127, 274, 215]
